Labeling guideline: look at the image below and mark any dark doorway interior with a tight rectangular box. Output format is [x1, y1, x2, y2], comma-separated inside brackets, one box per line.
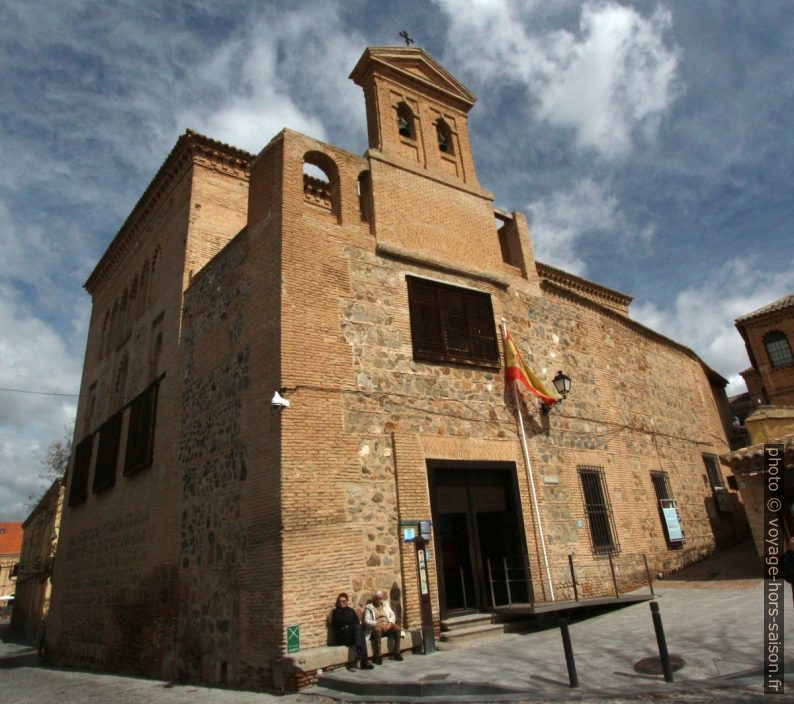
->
[429, 462, 527, 617]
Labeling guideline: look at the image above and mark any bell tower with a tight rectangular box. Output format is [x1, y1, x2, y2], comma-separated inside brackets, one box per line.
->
[350, 46, 481, 189]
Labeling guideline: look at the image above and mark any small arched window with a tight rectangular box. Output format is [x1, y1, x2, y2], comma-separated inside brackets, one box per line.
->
[396, 102, 415, 139]
[764, 330, 794, 368]
[302, 151, 340, 216]
[357, 170, 372, 222]
[119, 288, 129, 341]
[436, 119, 453, 154]
[149, 248, 161, 307]
[129, 276, 138, 322]
[149, 331, 162, 380]
[139, 262, 149, 318]
[110, 300, 119, 350]
[115, 352, 129, 405]
[100, 312, 110, 358]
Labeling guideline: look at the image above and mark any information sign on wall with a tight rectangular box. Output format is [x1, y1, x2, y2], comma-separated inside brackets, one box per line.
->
[660, 500, 684, 542]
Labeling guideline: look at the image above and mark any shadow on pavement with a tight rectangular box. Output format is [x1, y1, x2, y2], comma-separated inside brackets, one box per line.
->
[655, 539, 761, 586]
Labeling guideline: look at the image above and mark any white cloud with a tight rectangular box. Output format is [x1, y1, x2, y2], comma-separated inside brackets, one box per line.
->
[0, 284, 82, 519]
[435, 0, 680, 157]
[179, 4, 365, 153]
[527, 177, 631, 274]
[631, 257, 794, 390]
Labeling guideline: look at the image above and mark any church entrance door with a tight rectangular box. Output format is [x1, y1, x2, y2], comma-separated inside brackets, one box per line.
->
[428, 462, 527, 618]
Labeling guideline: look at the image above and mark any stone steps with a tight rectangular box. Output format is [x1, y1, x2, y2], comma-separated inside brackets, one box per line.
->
[437, 613, 507, 650]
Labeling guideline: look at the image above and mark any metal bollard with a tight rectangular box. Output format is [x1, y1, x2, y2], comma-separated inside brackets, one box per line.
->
[558, 613, 579, 688]
[650, 601, 673, 682]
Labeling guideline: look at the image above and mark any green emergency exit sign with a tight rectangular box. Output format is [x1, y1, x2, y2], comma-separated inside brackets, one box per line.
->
[287, 624, 300, 653]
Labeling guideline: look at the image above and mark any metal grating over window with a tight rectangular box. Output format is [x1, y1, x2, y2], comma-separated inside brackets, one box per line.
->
[407, 276, 499, 366]
[702, 454, 725, 489]
[578, 466, 619, 554]
[764, 331, 794, 368]
[124, 381, 159, 477]
[68, 435, 93, 507]
[93, 411, 122, 494]
[650, 471, 671, 502]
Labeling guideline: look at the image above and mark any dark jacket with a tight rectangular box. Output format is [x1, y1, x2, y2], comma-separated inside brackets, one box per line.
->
[331, 606, 360, 646]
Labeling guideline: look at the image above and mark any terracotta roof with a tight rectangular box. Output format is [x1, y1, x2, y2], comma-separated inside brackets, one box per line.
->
[0, 522, 23, 554]
[735, 294, 794, 324]
[721, 434, 794, 472]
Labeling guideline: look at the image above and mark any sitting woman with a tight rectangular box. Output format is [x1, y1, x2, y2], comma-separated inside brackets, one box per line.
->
[330, 593, 373, 671]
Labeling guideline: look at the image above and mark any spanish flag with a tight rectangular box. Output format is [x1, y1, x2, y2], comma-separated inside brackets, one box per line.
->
[504, 333, 559, 406]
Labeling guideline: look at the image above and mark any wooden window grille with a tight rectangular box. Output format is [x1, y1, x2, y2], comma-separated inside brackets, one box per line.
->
[407, 276, 499, 366]
[93, 411, 122, 493]
[124, 381, 159, 476]
[68, 436, 93, 507]
[578, 466, 619, 554]
[764, 331, 793, 368]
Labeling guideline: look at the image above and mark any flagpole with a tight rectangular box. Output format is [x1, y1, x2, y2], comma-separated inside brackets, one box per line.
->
[501, 319, 555, 602]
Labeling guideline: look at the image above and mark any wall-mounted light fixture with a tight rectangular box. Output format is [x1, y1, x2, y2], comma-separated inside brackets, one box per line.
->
[542, 370, 571, 413]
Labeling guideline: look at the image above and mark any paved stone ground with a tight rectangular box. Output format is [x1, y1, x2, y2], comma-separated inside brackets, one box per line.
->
[0, 631, 774, 704]
[311, 541, 793, 701]
[1, 542, 790, 703]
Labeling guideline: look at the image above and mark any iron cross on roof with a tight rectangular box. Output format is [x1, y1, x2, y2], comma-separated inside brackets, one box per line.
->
[399, 31, 414, 47]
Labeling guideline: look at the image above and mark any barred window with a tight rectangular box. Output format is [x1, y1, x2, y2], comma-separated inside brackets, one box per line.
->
[651, 471, 672, 502]
[702, 454, 725, 490]
[651, 471, 683, 544]
[93, 412, 122, 493]
[68, 436, 93, 506]
[124, 381, 159, 476]
[764, 330, 793, 368]
[407, 276, 499, 366]
[578, 466, 619, 554]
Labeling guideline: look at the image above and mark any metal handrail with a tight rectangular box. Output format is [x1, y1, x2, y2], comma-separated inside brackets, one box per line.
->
[486, 552, 654, 607]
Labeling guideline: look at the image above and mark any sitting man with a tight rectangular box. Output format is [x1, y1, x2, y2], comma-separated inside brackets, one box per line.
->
[363, 590, 403, 664]
[330, 593, 373, 670]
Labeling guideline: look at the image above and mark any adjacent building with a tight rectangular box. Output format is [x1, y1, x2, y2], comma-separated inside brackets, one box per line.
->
[11, 479, 64, 641]
[0, 521, 23, 620]
[723, 295, 794, 554]
[48, 46, 747, 690]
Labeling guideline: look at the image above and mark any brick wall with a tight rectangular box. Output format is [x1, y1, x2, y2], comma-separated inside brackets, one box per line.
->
[741, 311, 794, 405]
[48, 137, 251, 679]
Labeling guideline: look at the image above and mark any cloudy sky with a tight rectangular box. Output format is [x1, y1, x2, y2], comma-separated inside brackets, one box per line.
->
[2, 0, 793, 519]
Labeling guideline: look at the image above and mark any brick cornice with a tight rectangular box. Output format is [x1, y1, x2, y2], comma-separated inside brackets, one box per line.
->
[350, 46, 476, 111]
[536, 261, 633, 313]
[84, 130, 253, 297]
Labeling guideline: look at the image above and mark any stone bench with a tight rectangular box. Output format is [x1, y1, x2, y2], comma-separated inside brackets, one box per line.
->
[271, 629, 422, 690]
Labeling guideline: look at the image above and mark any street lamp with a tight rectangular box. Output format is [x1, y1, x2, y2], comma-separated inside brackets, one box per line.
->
[542, 370, 571, 413]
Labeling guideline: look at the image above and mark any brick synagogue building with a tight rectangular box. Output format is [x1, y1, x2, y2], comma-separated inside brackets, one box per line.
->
[47, 47, 748, 689]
